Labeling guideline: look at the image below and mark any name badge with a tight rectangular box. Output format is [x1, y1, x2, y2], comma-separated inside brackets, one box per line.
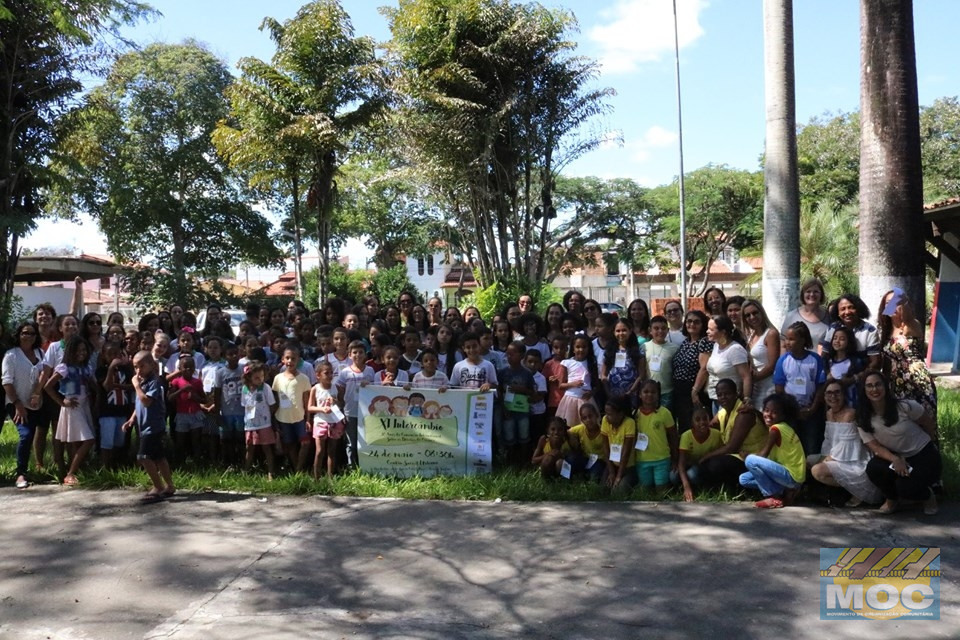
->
[614, 352, 627, 369]
[649, 355, 662, 372]
[586, 453, 599, 469]
[560, 461, 572, 479]
[244, 403, 257, 421]
[635, 433, 649, 451]
[610, 443, 622, 463]
[279, 393, 293, 409]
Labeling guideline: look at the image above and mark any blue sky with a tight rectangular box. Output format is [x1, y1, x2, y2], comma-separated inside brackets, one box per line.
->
[27, 0, 960, 268]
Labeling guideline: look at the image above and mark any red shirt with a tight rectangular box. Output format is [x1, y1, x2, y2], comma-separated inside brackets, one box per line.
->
[541, 359, 567, 408]
[169, 375, 204, 414]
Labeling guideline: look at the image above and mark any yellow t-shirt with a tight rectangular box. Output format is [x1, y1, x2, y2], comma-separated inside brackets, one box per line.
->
[716, 399, 768, 459]
[601, 415, 638, 466]
[679, 428, 723, 463]
[543, 439, 571, 455]
[272, 372, 311, 423]
[769, 422, 806, 483]
[569, 423, 606, 459]
[635, 406, 675, 463]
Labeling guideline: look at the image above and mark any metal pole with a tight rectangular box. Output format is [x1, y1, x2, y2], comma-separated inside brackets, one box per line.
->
[672, 0, 688, 311]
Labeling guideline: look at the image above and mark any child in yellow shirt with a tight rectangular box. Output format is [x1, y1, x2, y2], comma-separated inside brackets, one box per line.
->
[740, 393, 807, 509]
[634, 380, 678, 490]
[532, 416, 571, 478]
[673, 406, 722, 501]
[568, 403, 605, 481]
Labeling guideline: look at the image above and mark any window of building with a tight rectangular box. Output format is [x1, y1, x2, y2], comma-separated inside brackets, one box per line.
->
[427, 254, 434, 275]
[417, 257, 424, 276]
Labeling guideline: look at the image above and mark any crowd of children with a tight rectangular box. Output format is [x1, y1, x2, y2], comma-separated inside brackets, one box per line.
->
[0, 284, 943, 515]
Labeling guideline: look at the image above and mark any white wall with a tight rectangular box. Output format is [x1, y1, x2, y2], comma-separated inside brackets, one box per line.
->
[13, 285, 74, 319]
[407, 252, 447, 301]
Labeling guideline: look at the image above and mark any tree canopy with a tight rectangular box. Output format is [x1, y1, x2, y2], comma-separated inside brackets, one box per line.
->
[385, 0, 615, 293]
[0, 0, 151, 324]
[52, 41, 283, 310]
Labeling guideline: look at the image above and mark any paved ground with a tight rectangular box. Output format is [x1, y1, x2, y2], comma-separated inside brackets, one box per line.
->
[0, 488, 956, 640]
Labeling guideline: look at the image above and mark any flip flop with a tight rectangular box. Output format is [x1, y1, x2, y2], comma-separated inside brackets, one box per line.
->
[755, 497, 784, 509]
[140, 492, 164, 504]
[63, 475, 79, 487]
[161, 488, 176, 498]
[16, 478, 29, 489]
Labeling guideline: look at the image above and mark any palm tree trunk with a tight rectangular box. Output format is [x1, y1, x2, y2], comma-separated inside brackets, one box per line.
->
[859, 0, 925, 321]
[761, 0, 800, 329]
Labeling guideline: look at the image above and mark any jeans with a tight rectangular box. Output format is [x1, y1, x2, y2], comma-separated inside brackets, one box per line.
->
[6, 405, 40, 477]
[669, 463, 701, 486]
[739, 454, 801, 497]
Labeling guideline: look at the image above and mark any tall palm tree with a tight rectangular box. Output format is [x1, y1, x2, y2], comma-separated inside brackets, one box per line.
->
[858, 0, 925, 320]
[761, 0, 801, 330]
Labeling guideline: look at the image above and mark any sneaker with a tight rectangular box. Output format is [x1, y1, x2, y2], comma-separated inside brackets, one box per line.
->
[923, 490, 938, 516]
[15, 476, 29, 489]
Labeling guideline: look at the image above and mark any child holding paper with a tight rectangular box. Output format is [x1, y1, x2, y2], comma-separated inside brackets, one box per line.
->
[307, 361, 344, 479]
[569, 402, 605, 482]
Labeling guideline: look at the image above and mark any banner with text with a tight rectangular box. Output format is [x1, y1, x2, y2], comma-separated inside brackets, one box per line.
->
[357, 386, 494, 477]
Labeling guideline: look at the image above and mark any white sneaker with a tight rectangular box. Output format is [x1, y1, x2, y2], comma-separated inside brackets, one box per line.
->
[923, 490, 938, 516]
[15, 476, 29, 489]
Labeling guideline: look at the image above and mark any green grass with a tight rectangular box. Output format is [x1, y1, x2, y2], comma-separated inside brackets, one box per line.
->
[2, 388, 958, 501]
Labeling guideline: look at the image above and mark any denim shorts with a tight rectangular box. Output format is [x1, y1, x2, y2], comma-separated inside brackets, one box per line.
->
[99, 416, 127, 450]
[174, 412, 205, 433]
[220, 414, 244, 439]
[277, 420, 307, 444]
[500, 412, 530, 447]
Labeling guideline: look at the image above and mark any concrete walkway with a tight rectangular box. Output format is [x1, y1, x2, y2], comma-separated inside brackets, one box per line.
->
[0, 488, 956, 639]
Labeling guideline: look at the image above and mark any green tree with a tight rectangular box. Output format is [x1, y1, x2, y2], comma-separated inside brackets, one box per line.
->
[798, 202, 859, 299]
[796, 111, 860, 210]
[335, 124, 447, 270]
[385, 0, 614, 289]
[858, 0, 925, 318]
[0, 0, 151, 323]
[651, 165, 763, 297]
[920, 96, 960, 201]
[52, 41, 282, 310]
[214, 0, 386, 305]
[549, 175, 669, 279]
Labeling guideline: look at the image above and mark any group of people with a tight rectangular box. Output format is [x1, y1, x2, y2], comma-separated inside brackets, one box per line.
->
[0, 281, 942, 514]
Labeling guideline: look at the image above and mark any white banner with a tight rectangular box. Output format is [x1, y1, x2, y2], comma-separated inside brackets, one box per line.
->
[357, 386, 493, 477]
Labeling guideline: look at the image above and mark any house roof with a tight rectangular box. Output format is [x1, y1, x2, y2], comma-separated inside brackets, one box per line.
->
[257, 271, 298, 297]
[14, 253, 128, 283]
[441, 266, 477, 288]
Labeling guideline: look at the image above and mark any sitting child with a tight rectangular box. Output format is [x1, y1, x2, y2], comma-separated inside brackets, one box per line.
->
[740, 393, 807, 509]
[531, 417, 571, 479]
[673, 406, 722, 501]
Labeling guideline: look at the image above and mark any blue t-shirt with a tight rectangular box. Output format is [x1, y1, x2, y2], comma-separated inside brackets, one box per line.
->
[773, 350, 826, 408]
[135, 375, 166, 435]
[498, 365, 535, 414]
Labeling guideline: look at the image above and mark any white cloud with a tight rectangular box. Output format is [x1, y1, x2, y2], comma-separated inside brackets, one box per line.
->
[590, 0, 708, 74]
[628, 124, 678, 162]
[22, 213, 108, 255]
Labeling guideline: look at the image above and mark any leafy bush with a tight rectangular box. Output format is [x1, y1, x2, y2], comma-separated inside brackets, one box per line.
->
[459, 280, 563, 322]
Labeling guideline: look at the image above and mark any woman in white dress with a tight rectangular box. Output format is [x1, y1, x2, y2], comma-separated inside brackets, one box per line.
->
[742, 299, 779, 407]
[809, 379, 883, 505]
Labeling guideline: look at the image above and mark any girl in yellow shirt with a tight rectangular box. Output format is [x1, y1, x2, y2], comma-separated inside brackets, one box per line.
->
[532, 417, 571, 478]
[634, 379, 679, 490]
[601, 395, 637, 490]
[568, 403, 605, 481]
[740, 393, 807, 509]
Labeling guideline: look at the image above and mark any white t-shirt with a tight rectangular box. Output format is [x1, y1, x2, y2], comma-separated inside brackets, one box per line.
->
[450, 358, 498, 389]
[706, 342, 749, 400]
[858, 399, 931, 458]
[335, 365, 374, 418]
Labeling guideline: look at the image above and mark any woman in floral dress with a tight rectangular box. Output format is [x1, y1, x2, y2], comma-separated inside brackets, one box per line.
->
[878, 289, 937, 432]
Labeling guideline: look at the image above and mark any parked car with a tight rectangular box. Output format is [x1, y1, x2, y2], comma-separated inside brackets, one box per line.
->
[195, 308, 247, 337]
[599, 302, 624, 315]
